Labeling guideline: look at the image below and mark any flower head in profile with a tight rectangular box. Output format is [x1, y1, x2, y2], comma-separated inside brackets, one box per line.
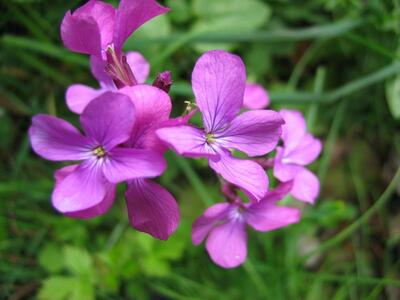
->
[273, 110, 322, 203]
[61, 0, 168, 58]
[29, 92, 166, 219]
[192, 182, 300, 268]
[67, 51, 151, 114]
[61, 0, 171, 114]
[157, 50, 284, 201]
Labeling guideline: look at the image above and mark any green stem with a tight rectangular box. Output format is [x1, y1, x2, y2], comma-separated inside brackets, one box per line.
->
[172, 154, 212, 206]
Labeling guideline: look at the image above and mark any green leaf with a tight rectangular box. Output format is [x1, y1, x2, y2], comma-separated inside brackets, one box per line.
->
[63, 246, 94, 277]
[38, 276, 95, 300]
[37, 276, 77, 300]
[38, 243, 64, 273]
[385, 75, 400, 119]
[191, 0, 271, 52]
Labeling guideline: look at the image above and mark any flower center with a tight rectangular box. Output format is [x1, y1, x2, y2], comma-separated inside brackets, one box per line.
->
[93, 146, 107, 158]
[205, 133, 215, 144]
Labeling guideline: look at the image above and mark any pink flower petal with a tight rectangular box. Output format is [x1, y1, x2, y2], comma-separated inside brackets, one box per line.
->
[291, 168, 320, 204]
[273, 147, 303, 181]
[280, 109, 307, 154]
[284, 134, 322, 166]
[215, 110, 284, 157]
[192, 50, 246, 132]
[126, 52, 150, 84]
[113, 0, 169, 51]
[245, 204, 300, 232]
[66, 84, 105, 114]
[90, 55, 115, 89]
[206, 220, 247, 268]
[261, 181, 294, 203]
[102, 147, 166, 183]
[192, 203, 230, 245]
[156, 126, 220, 159]
[80, 92, 134, 149]
[29, 114, 91, 161]
[243, 83, 270, 109]
[119, 85, 171, 150]
[52, 159, 108, 213]
[54, 165, 116, 218]
[126, 179, 179, 240]
[61, 0, 115, 55]
[209, 151, 268, 201]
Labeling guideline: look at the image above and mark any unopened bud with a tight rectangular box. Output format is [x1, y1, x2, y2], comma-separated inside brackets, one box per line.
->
[152, 71, 172, 93]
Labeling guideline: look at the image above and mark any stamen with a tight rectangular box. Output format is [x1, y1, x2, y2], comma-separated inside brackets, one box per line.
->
[205, 133, 215, 144]
[93, 146, 106, 158]
[105, 46, 137, 88]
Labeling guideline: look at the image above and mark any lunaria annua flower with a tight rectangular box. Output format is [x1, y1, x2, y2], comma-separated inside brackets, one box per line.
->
[62, 0, 171, 114]
[157, 50, 284, 201]
[28, 92, 181, 239]
[273, 110, 322, 203]
[192, 182, 300, 268]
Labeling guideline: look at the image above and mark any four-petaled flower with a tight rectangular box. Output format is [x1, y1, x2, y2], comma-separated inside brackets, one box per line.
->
[157, 50, 284, 201]
[192, 182, 300, 268]
[273, 110, 322, 203]
[29, 92, 166, 216]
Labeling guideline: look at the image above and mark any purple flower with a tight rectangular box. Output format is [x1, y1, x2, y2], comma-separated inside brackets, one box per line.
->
[29, 92, 166, 215]
[243, 83, 270, 110]
[273, 109, 322, 203]
[192, 182, 300, 268]
[46, 86, 179, 240]
[61, 0, 168, 90]
[66, 51, 150, 114]
[49, 86, 180, 240]
[157, 50, 284, 201]
[61, 0, 168, 57]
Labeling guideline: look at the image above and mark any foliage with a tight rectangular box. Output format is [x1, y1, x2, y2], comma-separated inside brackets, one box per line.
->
[1, 0, 400, 299]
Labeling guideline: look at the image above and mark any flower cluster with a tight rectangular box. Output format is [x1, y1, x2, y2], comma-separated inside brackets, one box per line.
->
[29, 0, 322, 268]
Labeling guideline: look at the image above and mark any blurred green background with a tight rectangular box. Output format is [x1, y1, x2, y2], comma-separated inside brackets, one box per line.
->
[1, 0, 400, 299]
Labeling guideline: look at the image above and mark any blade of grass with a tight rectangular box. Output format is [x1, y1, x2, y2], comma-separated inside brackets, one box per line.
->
[288, 40, 327, 90]
[243, 260, 269, 296]
[345, 32, 399, 60]
[305, 166, 400, 259]
[2, 35, 88, 67]
[302, 272, 400, 287]
[318, 100, 346, 186]
[172, 62, 400, 105]
[148, 19, 363, 65]
[137, 19, 363, 45]
[16, 51, 70, 85]
[307, 67, 326, 130]
[5, 2, 50, 42]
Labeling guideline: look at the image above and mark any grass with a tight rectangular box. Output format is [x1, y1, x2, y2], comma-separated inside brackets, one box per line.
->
[1, 0, 400, 299]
